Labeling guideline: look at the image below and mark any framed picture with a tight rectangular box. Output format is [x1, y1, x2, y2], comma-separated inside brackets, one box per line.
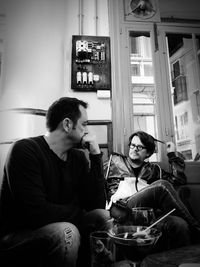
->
[71, 35, 111, 91]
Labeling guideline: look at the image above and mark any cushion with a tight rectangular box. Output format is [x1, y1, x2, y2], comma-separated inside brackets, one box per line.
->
[140, 244, 200, 267]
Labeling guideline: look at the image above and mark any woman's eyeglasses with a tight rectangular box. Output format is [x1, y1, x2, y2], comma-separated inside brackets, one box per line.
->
[129, 143, 146, 151]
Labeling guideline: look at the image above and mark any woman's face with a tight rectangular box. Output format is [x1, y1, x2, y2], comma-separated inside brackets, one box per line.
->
[129, 135, 150, 163]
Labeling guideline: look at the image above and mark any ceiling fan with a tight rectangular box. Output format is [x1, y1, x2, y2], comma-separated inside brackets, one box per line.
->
[127, 0, 157, 19]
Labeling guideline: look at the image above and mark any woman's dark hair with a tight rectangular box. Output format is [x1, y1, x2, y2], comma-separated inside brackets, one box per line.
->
[46, 97, 88, 132]
[128, 130, 164, 156]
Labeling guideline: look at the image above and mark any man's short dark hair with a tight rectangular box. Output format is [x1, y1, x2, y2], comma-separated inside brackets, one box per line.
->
[128, 131, 156, 156]
[46, 97, 88, 132]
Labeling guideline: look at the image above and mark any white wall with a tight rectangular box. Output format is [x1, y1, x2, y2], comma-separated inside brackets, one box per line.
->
[0, 0, 112, 181]
[0, 0, 111, 120]
[0, 0, 200, 138]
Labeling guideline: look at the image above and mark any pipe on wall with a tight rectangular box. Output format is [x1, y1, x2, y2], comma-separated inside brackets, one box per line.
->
[78, 0, 84, 35]
[78, 0, 100, 36]
[95, 0, 99, 35]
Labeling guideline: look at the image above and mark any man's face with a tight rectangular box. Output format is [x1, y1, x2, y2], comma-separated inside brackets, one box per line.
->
[69, 105, 88, 144]
[129, 136, 149, 163]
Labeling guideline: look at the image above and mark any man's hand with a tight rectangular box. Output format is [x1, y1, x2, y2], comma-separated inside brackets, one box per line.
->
[107, 178, 136, 209]
[109, 200, 131, 224]
[166, 141, 176, 153]
[81, 133, 100, 155]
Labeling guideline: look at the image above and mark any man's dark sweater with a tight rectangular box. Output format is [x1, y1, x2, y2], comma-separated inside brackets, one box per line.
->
[0, 136, 106, 236]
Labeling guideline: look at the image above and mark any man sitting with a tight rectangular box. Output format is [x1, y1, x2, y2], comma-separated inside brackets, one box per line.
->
[104, 131, 200, 251]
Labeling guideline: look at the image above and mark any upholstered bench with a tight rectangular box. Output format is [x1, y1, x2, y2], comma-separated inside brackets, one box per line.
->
[140, 244, 200, 267]
[139, 179, 200, 267]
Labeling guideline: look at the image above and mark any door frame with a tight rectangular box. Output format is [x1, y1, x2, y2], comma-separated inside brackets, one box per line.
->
[120, 24, 168, 161]
[156, 24, 200, 174]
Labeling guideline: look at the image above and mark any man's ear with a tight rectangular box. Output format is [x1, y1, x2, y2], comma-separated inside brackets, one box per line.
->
[62, 118, 73, 132]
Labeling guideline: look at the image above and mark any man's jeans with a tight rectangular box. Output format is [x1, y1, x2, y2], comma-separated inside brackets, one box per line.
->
[0, 209, 110, 267]
[156, 215, 191, 250]
[126, 180, 200, 249]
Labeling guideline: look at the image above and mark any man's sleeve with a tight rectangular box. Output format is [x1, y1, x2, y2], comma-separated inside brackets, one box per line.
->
[164, 151, 187, 185]
[5, 140, 83, 229]
[78, 152, 106, 210]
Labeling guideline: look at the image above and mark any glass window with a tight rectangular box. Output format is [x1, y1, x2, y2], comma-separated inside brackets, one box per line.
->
[166, 33, 200, 161]
[129, 31, 158, 161]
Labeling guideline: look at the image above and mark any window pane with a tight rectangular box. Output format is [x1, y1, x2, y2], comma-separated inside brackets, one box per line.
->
[167, 33, 200, 161]
[130, 32, 158, 161]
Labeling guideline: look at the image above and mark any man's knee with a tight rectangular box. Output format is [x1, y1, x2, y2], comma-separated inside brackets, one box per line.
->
[40, 222, 81, 266]
[82, 209, 110, 232]
[156, 179, 173, 190]
[40, 222, 81, 250]
[45, 221, 80, 237]
[165, 215, 189, 231]
[160, 215, 191, 248]
[61, 222, 80, 248]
